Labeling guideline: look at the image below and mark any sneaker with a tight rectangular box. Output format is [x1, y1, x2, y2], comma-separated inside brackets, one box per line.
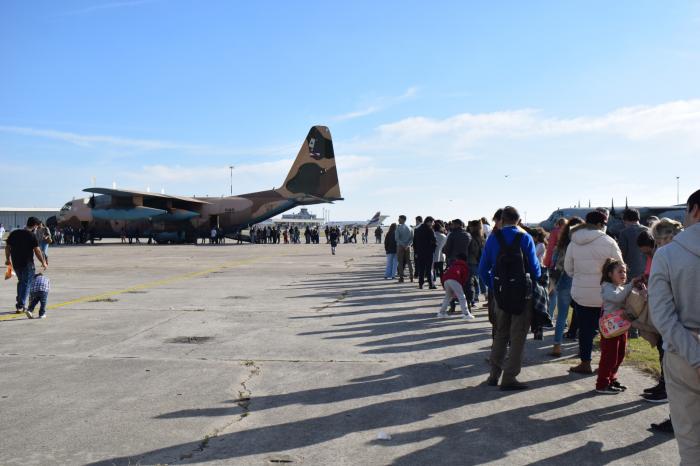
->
[611, 381, 627, 391]
[461, 313, 475, 321]
[596, 386, 620, 395]
[15, 308, 22, 314]
[642, 391, 668, 403]
[436, 312, 447, 318]
[643, 383, 664, 394]
[38, 314, 46, 319]
[24, 309, 34, 319]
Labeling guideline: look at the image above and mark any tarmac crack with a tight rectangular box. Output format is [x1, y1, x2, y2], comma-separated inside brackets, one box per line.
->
[177, 360, 261, 463]
[313, 290, 349, 312]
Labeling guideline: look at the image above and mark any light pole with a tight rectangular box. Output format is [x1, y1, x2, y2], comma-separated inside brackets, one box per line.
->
[229, 166, 234, 196]
[676, 176, 680, 204]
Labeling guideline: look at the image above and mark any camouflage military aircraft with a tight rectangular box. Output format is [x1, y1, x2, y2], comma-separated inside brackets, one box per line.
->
[56, 126, 343, 243]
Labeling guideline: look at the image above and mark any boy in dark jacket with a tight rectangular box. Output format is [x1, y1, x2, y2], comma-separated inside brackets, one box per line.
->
[437, 253, 475, 320]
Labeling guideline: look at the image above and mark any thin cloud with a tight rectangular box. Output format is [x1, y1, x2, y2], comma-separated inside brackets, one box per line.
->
[0, 125, 298, 157]
[332, 86, 419, 121]
[62, 0, 156, 16]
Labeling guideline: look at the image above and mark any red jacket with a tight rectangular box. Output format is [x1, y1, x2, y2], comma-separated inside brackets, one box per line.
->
[543, 226, 560, 268]
[442, 259, 469, 286]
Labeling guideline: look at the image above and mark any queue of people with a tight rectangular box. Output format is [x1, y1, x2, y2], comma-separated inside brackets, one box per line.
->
[378, 191, 699, 463]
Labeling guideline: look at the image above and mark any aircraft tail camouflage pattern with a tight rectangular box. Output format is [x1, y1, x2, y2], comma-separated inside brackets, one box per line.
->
[278, 126, 342, 202]
[55, 126, 343, 243]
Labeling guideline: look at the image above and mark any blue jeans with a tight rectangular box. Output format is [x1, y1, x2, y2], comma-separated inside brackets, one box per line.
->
[40, 243, 49, 260]
[384, 253, 397, 278]
[553, 273, 573, 344]
[15, 264, 35, 310]
[28, 291, 48, 315]
[576, 303, 601, 361]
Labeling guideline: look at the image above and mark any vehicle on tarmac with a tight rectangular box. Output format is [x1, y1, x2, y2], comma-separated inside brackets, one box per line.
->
[55, 126, 343, 243]
[539, 204, 686, 237]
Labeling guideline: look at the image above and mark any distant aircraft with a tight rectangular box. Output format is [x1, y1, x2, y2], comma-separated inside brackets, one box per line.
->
[539, 204, 686, 237]
[327, 211, 389, 228]
[55, 126, 343, 243]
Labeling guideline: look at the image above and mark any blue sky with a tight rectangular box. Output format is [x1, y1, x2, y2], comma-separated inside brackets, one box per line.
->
[2, 0, 699, 223]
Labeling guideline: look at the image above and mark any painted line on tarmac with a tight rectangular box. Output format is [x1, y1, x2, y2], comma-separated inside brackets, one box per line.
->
[0, 256, 264, 322]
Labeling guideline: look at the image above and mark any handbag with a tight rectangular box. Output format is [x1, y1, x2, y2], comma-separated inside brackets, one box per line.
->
[599, 308, 631, 339]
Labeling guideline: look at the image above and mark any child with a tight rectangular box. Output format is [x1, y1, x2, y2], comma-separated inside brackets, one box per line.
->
[437, 253, 475, 320]
[26, 272, 50, 319]
[596, 258, 639, 394]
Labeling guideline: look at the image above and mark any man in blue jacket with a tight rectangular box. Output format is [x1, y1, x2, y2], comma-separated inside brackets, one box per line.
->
[479, 206, 541, 390]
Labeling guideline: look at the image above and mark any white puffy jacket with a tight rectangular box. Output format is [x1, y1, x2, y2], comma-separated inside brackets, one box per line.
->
[564, 224, 623, 307]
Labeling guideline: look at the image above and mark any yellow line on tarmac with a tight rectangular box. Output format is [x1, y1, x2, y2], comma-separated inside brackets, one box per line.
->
[0, 256, 263, 322]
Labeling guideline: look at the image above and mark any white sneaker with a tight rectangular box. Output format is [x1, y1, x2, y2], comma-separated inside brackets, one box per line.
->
[24, 309, 34, 319]
[38, 314, 46, 319]
[462, 313, 475, 321]
[436, 312, 447, 318]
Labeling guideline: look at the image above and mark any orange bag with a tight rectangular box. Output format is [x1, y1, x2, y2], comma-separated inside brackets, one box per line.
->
[4, 264, 13, 280]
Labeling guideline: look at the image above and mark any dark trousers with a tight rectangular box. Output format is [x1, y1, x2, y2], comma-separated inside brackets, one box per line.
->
[596, 332, 627, 389]
[28, 291, 48, 315]
[413, 249, 419, 278]
[15, 264, 35, 310]
[576, 303, 600, 361]
[657, 337, 666, 388]
[433, 261, 444, 284]
[467, 262, 480, 303]
[416, 255, 433, 287]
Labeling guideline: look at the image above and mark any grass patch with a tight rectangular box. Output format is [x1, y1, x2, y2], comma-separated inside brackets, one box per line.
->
[593, 335, 660, 378]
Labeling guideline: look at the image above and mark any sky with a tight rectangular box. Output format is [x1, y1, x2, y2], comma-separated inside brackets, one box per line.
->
[1, 0, 699, 224]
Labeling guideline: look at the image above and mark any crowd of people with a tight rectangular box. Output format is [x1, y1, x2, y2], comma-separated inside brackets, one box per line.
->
[4, 192, 699, 462]
[377, 192, 699, 463]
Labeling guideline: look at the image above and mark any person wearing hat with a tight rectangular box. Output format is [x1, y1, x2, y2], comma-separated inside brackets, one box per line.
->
[564, 210, 623, 374]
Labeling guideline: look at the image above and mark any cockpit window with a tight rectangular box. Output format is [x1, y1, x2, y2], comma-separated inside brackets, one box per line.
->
[60, 202, 73, 213]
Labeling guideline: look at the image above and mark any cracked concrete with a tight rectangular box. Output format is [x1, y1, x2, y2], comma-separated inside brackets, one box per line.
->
[0, 242, 680, 465]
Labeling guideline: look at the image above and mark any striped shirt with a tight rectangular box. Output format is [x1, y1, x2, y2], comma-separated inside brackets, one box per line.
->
[31, 275, 51, 293]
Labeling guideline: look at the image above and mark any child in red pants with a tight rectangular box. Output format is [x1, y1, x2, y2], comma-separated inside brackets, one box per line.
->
[596, 258, 641, 394]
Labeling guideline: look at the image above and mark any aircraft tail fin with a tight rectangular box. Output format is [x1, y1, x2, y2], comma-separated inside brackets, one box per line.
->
[369, 212, 381, 224]
[280, 126, 342, 202]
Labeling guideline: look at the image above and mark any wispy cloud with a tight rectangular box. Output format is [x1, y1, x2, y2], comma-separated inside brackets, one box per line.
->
[0, 125, 297, 157]
[332, 86, 419, 121]
[62, 0, 156, 16]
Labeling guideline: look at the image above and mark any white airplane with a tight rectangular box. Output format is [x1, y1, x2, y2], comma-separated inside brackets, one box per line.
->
[327, 211, 388, 228]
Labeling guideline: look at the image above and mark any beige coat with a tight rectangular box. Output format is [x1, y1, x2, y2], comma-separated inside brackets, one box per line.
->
[564, 224, 623, 307]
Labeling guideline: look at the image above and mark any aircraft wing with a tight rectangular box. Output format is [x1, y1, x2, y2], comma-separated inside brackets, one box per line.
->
[83, 187, 210, 205]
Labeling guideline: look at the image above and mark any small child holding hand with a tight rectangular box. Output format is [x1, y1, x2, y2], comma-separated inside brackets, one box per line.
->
[26, 272, 50, 319]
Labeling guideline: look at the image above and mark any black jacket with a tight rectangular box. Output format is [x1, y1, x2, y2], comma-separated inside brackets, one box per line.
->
[413, 224, 436, 257]
[384, 231, 397, 254]
[443, 228, 472, 262]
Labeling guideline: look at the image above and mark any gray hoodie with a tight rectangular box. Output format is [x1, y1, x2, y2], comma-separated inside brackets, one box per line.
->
[649, 223, 700, 368]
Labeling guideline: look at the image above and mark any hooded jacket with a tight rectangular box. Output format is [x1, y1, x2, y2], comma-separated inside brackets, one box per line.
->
[564, 224, 623, 307]
[649, 223, 700, 368]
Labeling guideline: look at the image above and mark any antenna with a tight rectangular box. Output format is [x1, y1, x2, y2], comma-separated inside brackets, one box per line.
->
[625, 197, 628, 209]
[91, 176, 96, 187]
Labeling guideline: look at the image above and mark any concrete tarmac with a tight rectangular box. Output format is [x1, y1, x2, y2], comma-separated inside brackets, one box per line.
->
[0, 242, 679, 465]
